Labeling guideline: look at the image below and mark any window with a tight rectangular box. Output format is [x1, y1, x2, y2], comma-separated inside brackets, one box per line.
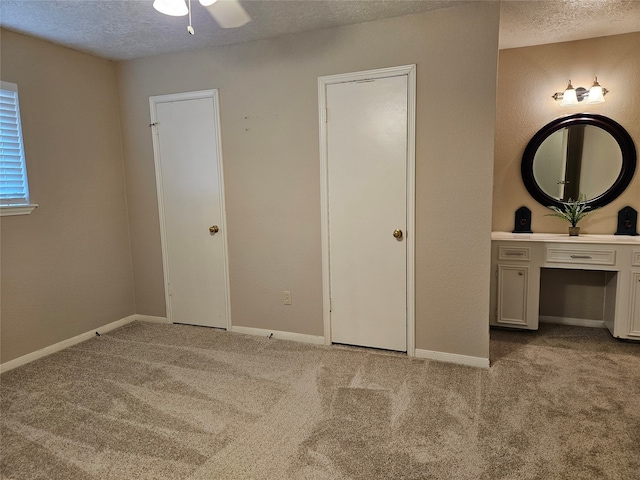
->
[1, 81, 36, 216]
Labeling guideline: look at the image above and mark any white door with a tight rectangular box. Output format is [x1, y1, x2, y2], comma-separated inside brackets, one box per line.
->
[149, 90, 230, 329]
[321, 68, 414, 352]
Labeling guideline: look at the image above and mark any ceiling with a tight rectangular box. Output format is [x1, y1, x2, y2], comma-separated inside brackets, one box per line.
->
[1, 0, 639, 61]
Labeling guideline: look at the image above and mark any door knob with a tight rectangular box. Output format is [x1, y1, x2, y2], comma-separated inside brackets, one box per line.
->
[393, 229, 403, 239]
[209, 225, 219, 234]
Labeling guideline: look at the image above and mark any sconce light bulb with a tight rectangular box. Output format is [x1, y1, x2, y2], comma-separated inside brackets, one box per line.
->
[560, 80, 578, 107]
[586, 77, 605, 104]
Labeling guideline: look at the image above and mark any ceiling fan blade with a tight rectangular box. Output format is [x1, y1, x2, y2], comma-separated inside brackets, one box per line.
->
[205, 0, 251, 28]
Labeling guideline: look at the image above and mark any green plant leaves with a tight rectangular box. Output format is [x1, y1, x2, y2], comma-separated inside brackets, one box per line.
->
[545, 195, 595, 227]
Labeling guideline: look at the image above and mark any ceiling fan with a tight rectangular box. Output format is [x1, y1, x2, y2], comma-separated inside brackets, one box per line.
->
[153, 0, 251, 35]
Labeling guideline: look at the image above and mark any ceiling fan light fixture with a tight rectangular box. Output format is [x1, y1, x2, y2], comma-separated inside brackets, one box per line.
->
[153, 0, 188, 16]
[199, 0, 218, 6]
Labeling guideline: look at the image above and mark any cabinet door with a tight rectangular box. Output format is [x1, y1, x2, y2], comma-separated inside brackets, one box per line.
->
[630, 272, 640, 337]
[497, 265, 529, 327]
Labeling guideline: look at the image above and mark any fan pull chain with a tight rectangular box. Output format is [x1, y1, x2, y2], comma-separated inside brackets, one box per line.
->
[187, 0, 195, 35]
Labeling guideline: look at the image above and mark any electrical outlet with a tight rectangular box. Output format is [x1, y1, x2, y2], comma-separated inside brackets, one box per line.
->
[283, 290, 292, 305]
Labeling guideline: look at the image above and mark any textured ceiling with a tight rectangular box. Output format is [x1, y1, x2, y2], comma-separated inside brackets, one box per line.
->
[0, 0, 639, 61]
[499, 0, 640, 49]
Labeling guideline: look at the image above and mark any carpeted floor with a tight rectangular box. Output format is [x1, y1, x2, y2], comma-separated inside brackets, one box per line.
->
[1, 321, 639, 479]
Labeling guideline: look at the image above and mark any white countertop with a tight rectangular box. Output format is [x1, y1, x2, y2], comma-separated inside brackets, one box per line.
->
[492, 232, 640, 245]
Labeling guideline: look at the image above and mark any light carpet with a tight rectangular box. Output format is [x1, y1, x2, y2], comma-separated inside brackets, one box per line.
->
[1, 321, 639, 479]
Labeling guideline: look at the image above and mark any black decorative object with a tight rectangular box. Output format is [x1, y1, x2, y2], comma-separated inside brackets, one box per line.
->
[615, 206, 638, 236]
[513, 206, 533, 233]
[521, 114, 637, 210]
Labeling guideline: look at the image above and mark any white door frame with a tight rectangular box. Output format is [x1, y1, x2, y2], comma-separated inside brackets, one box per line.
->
[149, 89, 232, 329]
[318, 65, 416, 356]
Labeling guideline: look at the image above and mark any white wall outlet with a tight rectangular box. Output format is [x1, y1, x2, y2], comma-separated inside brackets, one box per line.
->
[283, 290, 292, 305]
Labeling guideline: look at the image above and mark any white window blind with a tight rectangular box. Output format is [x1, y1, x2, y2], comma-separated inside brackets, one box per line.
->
[0, 81, 30, 206]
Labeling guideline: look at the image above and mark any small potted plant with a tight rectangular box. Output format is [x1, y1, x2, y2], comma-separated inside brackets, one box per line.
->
[545, 196, 595, 236]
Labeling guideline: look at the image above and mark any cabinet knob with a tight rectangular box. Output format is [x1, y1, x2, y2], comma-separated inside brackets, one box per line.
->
[518, 272, 524, 276]
[393, 229, 403, 239]
[209, 225, 219, 234]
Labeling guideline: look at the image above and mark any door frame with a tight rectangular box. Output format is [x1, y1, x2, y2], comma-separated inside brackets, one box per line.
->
[318, 65, 416, 356]
[149, 89, 231, 329]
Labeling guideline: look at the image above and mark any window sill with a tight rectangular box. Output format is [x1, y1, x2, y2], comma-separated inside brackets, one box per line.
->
[0, 204, 38, 217]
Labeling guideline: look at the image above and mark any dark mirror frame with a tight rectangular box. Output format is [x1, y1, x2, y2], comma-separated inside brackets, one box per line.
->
[521, 113, 637, 209]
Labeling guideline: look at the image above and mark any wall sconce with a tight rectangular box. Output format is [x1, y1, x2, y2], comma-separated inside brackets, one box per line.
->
[552, 77, 608, 106]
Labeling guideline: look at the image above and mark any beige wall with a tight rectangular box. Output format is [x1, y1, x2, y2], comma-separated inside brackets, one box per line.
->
[494, 32, 640, 234]
[0, 30, 135, 363]
[117, 3, 500, 359]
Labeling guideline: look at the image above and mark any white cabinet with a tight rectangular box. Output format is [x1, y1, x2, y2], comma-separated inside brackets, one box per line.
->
[496, 264, 529, 327]
[630, 272, 640, 338]
[490, 233, 640, 341]
[490, 242, 539, 330]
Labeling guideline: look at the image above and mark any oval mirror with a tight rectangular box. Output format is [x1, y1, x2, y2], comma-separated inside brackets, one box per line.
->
[521, 114, 637, 209]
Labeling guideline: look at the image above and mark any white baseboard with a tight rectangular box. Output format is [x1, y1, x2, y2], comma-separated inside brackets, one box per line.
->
[415, 348, 490, 369]
[232, 327, 489, 369]
[539, 315, 606, 329]
[0, 315, 137, 374]
[135, 314, 170, 324]
[1, 316, 489, 373]
[230, 325, 325, 345]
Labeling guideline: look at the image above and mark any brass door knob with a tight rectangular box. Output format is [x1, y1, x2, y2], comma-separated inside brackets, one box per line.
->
[393, 229, 403, 239]
[209, 225, 219, 234]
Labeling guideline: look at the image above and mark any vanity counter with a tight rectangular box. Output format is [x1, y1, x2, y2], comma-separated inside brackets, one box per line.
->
[492, 232, 640, 245]
[490, 232, 640, 340]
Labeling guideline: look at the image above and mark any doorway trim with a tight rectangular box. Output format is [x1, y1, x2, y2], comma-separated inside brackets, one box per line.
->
[318, 65, 416, 356]
[149, 89, 231, 330]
